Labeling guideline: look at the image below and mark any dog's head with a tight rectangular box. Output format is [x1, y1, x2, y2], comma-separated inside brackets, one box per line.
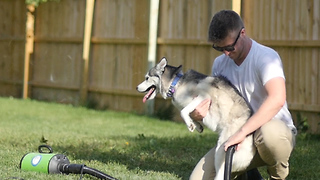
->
[137, 57, 183, 102]
[136, 57, 167, 103]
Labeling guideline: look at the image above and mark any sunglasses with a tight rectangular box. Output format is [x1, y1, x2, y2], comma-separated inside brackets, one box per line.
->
[212, 27, 244, 52]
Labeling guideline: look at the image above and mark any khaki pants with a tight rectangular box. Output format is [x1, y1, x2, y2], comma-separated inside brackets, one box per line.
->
[189, 119, 296, 180]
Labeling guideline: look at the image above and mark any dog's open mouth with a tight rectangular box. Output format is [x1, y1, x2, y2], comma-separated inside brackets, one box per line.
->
[143, 85, 156, 103]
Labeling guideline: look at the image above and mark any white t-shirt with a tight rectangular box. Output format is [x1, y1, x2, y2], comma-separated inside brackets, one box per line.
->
[212, 40, 295, 129]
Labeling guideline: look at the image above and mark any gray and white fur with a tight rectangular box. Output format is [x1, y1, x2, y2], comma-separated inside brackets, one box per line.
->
[136, 57, 256, 180]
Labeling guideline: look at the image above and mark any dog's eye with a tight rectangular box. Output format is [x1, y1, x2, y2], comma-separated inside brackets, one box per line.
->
[146, 77, 149, 81]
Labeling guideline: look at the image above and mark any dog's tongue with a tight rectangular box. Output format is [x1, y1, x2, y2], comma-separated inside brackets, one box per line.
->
[143, 87, 155, 103]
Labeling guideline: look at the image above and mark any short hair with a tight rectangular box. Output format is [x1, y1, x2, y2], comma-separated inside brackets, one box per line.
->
[208, 10, 244, 43]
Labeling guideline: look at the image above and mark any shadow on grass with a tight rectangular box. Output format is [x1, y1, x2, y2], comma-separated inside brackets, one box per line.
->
[53, 133, 320, 180]
[55, 133, 218, 179]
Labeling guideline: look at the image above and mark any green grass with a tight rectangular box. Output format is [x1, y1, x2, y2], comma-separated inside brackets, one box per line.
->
[0, 97, 319, 180]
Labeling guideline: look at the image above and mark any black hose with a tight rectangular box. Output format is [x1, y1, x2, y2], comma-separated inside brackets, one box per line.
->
[60, 164, 118, 180]
[224, 145, 236, 180]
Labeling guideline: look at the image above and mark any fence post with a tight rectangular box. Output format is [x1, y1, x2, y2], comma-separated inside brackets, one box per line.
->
[23, 5, 35, 99]
[145, 0, 160, 115]
[232, 0, 241, 15]
[80, 0, 95, 105]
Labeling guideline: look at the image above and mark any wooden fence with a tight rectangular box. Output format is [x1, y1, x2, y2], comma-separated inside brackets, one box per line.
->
[0, 0, 319, 133]
[243, 0, 320, 133]
[0, 0, 26, 96]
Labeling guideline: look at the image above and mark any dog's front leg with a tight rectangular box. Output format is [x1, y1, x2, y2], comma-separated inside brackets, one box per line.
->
[180, 96, 207, 133]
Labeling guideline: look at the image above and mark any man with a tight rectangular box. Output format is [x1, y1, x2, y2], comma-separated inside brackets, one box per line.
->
[189, 10, 297, 180]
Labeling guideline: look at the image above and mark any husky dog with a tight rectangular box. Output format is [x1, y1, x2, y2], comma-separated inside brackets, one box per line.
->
[136, 57, 256, 180]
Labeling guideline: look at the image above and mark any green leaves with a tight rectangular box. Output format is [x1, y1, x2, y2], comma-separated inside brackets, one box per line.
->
[25, 0, 60, 7]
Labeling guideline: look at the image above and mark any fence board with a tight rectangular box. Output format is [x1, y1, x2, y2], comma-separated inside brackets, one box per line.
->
[29, 0, 86, 104]
[158, 0, 232, 75]
[0, 0, 26, 97]
[87, 0, 149, 111]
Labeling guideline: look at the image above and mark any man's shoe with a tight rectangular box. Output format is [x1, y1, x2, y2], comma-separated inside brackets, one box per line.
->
[247, 168, 264, 180]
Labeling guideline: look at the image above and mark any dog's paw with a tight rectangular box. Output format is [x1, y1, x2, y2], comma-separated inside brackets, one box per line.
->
[188, 123, 203, 133]
[196, 125, 204, 133]
[188, 124, 196, 132]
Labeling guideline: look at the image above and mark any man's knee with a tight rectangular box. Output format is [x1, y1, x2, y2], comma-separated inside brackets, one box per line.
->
[254, 119, 294, 151]
[253, 119, 295, 179]
[190, 147, 216, 180]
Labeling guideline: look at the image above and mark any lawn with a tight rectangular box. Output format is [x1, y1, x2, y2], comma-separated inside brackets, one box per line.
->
[0, 97, 319, 180]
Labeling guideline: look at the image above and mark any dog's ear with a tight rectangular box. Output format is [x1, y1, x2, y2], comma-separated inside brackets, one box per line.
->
[157, 57, 167, 71]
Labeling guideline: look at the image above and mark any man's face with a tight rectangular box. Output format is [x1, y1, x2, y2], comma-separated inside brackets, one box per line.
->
[212, 28, 244, 60]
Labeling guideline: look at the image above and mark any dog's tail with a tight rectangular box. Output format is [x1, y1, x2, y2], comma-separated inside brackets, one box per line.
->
[224, 145, 237, 180]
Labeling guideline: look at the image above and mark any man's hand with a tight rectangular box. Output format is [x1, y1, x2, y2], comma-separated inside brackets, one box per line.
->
[189, 98, 211, 121]
[224, 129, 246, 151]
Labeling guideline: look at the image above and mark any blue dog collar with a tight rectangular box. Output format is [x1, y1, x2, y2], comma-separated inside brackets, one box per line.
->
[167, 73, 183, 97]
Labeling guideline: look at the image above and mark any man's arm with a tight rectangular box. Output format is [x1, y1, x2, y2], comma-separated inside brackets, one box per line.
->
[224, 77, 286, 151]
[189, 98, 211, 121]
